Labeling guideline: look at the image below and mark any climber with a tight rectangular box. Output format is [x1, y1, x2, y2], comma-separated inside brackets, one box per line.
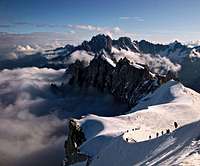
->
[149, 135, 151, 139]
[161, 131, 164, 135]
[174, 122, 178, 129]
[166, 129, 170, 134]
[156, 132, 159, 137]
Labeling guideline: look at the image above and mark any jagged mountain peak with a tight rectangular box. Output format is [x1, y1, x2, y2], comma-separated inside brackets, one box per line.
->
[47, 34, 192, 66]
[169, 40, 187, 49]
[79, 34, 112, 54]
[90, 34, 112, 42]
[112, 37, 138, 52]
[42, 34, 200, 93]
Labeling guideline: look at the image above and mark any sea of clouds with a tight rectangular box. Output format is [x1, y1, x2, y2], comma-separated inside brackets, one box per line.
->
[0, 67, 128, 166]
[0, 33, 184, 166]
[0, 67, 67, 166]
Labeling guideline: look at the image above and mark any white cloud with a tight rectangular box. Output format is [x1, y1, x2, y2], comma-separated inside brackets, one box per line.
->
[69, 30, 76, 34]
[75, 24, 102, 31]
[0, 44, 44, 60]
[67, 24, 125, 39]
[119, 16, 144, 22]
[16, 45, 35, 52]
[185, 40, 200, 47]
[113, 27, 121, 33]
[133, 17, 144, 22]
[119, 17, 131, 20]
[0, 32, 83, 61]
[0, 67, 67, 166]
[67, 50, 94, 65]
[68, 24, 105, 32]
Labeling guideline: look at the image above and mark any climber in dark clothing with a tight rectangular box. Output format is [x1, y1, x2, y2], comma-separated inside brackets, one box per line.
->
[149, 135, 151, 139]
[174, 122, 178, 129]
[166, 129, 170, 134]
[156, 133, 159, 137]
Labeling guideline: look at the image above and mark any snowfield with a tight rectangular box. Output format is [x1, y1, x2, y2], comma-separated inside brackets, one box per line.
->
[73, 80, 200, 166]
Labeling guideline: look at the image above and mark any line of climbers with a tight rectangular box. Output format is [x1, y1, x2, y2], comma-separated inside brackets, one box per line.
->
[124, 122, 178, 142]
[149, 122, 178, 139]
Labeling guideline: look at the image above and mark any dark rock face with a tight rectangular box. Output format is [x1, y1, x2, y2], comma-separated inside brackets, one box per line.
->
[194, 46, 200, 52]
[113, 37, 138, 52]
[138, 40, 190, 58]
[68, 55, 114, 91]
[89, 34, 112, 53]
[63, 119, 89, 166]
[52, 44, 75, 54]
[77, 34, 112, 54]
[68, 56, 171, 107]
[138, 40, 168, 55]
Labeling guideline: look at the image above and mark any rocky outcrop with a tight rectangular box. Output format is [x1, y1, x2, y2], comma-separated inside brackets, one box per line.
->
[137, 40, 168, 55]
[67, 55, 172, 107]
[63, 119, 90, 166]
[113, 37, 138, 52]
[77, 34, 112, 54]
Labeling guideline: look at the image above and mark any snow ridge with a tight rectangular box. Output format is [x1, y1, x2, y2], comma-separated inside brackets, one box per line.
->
[71, 80, 200, 166]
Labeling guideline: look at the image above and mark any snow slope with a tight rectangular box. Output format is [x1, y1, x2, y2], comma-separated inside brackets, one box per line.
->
[73, 80, 200, 166]
[90, 120, 200, 166]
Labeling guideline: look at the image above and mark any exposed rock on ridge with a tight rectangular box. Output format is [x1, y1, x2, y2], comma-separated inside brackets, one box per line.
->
[63, 119, 90, 166]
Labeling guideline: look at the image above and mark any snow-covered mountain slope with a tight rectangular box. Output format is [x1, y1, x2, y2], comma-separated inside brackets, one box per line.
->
[71, 80, 200, 166]
[89, 120, 200, 166]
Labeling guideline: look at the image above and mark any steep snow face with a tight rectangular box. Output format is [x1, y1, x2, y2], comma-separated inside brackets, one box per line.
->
[75, 80, 200, 165]
[90, 120, 200, 166]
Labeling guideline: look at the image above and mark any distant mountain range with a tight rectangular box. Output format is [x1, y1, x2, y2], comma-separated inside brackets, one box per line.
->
[1, 34, 200, 91]
[46, 34, 200, 64]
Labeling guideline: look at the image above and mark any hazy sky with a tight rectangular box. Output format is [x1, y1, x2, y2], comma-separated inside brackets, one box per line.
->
[0, 0, 200, 43]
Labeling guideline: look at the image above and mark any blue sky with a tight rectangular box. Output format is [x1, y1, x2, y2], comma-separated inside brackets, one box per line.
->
[0, 0, 200, 43]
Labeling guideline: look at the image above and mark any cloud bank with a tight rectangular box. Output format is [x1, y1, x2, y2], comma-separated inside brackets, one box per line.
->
[0, 67, 67, 166]
[0, 32, 81, 61]
[67, 24, 125, 38]
[119, 16, 144, 22]
[0, 66, 128, 166]
[112, 47, 181, 74]
[66, 50, 94, 65]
